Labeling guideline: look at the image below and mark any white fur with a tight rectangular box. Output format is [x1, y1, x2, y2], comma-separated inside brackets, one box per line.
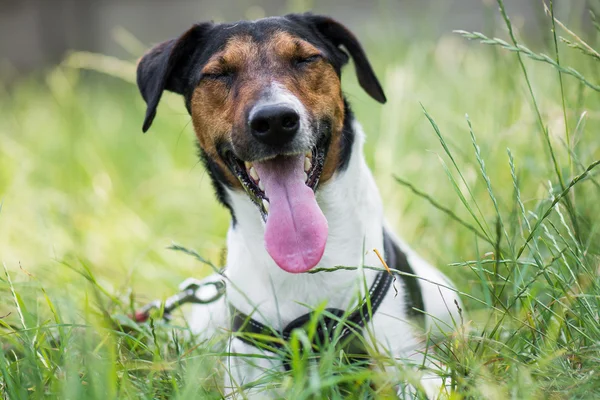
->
[186, 120, 462, 399]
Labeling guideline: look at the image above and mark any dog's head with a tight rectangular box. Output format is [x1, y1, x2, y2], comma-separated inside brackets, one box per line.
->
[137, 14, 385, 273]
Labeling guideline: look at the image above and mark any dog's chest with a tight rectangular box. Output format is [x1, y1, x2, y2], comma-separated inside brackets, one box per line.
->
[224, 237, 382, 330]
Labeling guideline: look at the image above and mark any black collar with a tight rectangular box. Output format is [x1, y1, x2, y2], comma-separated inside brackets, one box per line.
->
[230, 234, 396, 370]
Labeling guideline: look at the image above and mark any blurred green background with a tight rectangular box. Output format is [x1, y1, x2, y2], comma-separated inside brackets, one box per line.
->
[1, 1, 600, 397]
[0, 0, 598, 304]
[0, 0, 596, 303]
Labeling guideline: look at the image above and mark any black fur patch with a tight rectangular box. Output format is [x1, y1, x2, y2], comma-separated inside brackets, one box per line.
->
[196, 144, 236, 225]
[383, 229, 425, 323]
[337, 98, 356, 173]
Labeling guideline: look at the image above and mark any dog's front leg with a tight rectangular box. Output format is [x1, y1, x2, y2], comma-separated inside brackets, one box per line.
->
[224, 338, 285, 399]
[375, 341, 447, 400]
[369, 338, 445, 400]
[369, 306, 449, 399]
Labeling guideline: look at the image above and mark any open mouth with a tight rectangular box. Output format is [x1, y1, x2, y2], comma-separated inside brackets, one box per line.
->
[223, 138, 329, 274]
[225, 144, 326, 219]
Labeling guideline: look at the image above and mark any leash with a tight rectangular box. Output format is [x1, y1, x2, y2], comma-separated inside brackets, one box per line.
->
[132, 279, 225, 323]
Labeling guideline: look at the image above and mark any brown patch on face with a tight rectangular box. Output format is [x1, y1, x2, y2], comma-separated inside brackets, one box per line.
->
[190, 31, 346, 188]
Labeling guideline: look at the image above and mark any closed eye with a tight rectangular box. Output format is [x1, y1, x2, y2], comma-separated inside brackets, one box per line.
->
[201, 70, 235, 82]
[293, 54, 322, 67]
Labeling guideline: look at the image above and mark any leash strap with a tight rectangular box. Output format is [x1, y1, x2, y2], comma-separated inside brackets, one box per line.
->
[132, 279, 225, 323]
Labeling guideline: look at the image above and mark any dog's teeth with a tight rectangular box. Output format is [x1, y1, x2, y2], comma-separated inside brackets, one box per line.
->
[305, 151, 312, 159]
[258, 179, 265, 191]
[262, 199, 270, 213]
[304, 157, 311, 172]
[244, 161, 252, 169]
[249, 167, 259, 182]
[304, 172, 308, 183]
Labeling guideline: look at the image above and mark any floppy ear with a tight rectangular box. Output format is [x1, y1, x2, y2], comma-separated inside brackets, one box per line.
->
[137, 23, 212, 132]
[306, 15, 386, 104]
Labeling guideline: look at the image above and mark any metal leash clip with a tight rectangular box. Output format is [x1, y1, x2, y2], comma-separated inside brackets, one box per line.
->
[133, 279, 226, 323]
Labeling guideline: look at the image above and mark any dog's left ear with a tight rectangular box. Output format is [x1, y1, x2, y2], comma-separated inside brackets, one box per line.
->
[300, 14, 386, 104]
[137, 23, 212, 132]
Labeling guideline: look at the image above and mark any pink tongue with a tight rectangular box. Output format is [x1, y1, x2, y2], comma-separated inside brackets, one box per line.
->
[253, 155, 328, 273]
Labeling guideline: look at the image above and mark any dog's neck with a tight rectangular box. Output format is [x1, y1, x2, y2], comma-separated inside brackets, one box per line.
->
[224, 119, 385, 329]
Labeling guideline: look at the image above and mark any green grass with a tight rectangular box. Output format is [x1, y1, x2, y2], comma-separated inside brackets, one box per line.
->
[1, 1, 600, 398]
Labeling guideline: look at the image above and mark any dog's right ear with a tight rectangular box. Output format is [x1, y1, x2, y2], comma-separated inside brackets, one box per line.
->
[137, 23, 212, 133]
[293, 14, 386, 104]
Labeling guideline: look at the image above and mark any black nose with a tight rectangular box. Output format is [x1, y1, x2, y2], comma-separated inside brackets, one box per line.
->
[249, 105, 300, 146]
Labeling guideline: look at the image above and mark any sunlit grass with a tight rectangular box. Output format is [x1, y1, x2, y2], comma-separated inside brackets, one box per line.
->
[1, 1, 599, 398]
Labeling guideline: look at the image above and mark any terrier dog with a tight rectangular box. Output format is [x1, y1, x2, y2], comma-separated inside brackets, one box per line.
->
[137, 13, 462, 398]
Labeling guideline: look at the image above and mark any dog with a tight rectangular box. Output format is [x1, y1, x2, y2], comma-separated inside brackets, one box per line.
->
[136, 13, 462, 398]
